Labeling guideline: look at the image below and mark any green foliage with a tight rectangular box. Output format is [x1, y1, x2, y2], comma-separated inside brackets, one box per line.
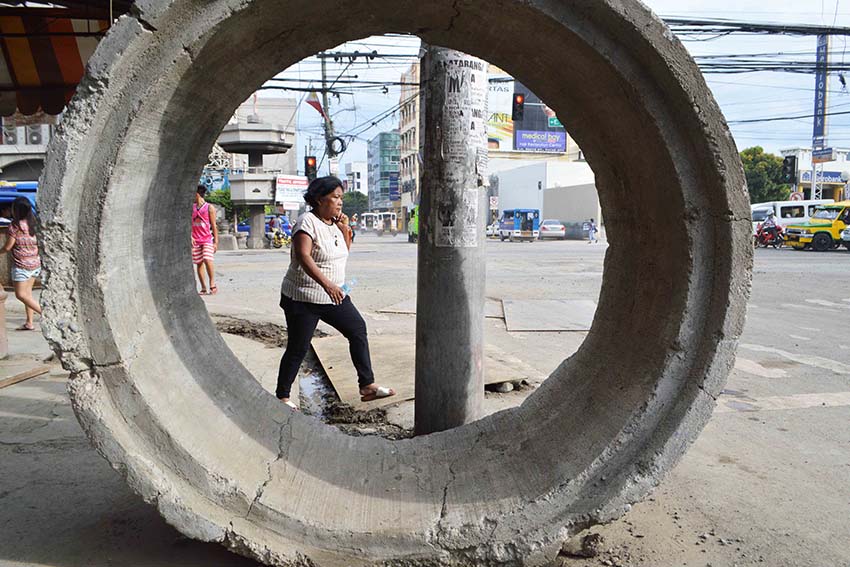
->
[343, 191, 369, 218]
[205, 190, 249, 223]
[740, 146, 792, 204]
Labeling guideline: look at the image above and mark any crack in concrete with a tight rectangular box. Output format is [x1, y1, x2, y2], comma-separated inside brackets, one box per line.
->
[130, 5, 158, 33]
[446, 0, 461, 32]
[245, 415, 292, 520]
[434, 428, 487, 543]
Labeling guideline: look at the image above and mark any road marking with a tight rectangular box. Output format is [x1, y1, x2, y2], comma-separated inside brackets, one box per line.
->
[716, 391, 850, 413]
[734, 357, 787, 378]
[788, 334, 811, 342]
[805, 298, 850, 309]
[739, 343, 850, 375]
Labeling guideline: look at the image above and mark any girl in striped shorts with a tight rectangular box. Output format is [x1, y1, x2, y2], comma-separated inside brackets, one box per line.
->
[192, 185, 219, 294]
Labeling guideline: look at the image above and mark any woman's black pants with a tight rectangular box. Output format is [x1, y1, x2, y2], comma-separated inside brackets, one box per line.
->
[276, 294, 375, 399]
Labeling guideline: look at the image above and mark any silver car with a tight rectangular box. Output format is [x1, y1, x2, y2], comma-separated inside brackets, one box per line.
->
[539, 219, 566, 239]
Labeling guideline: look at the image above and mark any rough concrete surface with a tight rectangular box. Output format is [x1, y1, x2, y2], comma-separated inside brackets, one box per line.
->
[35, 0, 750, 565]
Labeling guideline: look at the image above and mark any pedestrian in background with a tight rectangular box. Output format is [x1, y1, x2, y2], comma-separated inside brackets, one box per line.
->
[0, 197, 42, 330]
[276, 176, 395, 410]
[192, 185, 219, 295]
[587, 218, 598, 244]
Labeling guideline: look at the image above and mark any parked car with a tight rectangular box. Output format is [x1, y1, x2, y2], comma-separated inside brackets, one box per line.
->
[486, 221, 499, 237]
[538, 219, 566, 239]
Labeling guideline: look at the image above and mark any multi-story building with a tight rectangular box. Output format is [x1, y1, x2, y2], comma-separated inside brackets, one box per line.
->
[345, 162, 368, 195]
[399, 64, 420, 214]
[367, 131, 400, 210]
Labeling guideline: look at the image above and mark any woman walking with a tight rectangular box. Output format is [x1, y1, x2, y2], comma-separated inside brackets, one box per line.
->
[0, 197, 42, 330]
[277, 176, 394, 410]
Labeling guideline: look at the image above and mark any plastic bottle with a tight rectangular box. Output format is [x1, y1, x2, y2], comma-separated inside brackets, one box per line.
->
[341, 278, 357, 296]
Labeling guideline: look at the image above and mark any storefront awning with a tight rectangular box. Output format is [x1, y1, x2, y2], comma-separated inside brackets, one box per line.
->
[0, 2, 134, 116]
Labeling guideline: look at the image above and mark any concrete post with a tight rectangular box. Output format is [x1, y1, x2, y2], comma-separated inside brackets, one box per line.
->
[246, 205, 266, 249]
[414, 46, 489, 435]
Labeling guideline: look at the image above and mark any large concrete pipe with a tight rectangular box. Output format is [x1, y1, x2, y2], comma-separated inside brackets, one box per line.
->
[38, 1, 752, 565]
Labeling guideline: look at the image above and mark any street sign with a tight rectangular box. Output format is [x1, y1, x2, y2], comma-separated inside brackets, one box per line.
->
[489, 196, 499, 210]
[275, 174, 308, 208]
[812, 147, 835, 164]
[812, 35, 830, 149]
[547, 116, 563, 128]
[790, 192, 804, 201]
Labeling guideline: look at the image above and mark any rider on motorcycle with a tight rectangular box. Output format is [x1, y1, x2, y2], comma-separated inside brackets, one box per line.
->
[763, 212, 780, 242]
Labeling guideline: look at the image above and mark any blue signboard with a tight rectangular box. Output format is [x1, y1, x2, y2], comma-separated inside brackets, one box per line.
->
[812, 34, 830, 149]
[800, 170, 844, 184]
[515, 130, 567, 152]
[389, 172, 400, 201]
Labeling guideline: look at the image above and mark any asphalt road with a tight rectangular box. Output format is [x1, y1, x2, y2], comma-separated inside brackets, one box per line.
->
[0, 236, 848, 567]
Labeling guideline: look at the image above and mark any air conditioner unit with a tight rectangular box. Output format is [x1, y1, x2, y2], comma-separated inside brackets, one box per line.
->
[26, 125, 43, 145]
[3, 125, 18, 145]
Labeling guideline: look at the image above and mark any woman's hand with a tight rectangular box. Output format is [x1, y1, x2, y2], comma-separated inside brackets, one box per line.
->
[334, 213, 349, 227]
[323, 283, 345, 305]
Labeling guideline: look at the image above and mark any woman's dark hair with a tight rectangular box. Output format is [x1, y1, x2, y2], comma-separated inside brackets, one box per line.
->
[196, 184, 207, 197]
[12, 196, 36, 236]
[304, 176, 343, 207]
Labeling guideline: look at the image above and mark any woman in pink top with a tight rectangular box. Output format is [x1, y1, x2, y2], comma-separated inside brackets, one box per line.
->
[192, 185, 219, 295]
[0, 197, 43, 330]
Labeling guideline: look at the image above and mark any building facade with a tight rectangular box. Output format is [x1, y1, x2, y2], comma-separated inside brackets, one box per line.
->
[367, 130, 400, 210]
[781, 147, 850, 201]
[345, 161, 368, 195]
[0, 112, 55, 181]
[399, 63, 420, 212]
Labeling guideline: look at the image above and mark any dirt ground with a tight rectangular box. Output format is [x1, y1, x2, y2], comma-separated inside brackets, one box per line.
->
[1, 235, 848, 567]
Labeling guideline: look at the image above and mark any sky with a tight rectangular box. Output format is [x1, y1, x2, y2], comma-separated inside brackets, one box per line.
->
[255, 1, 850, 176]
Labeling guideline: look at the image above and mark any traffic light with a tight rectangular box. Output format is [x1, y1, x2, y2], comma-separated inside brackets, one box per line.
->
[305, 156, 317, 181]
[782, 155, 797, 184]
[511, 93, 525, 121]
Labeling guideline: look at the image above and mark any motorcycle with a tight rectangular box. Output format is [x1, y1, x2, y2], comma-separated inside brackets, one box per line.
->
[270, 227, 292, 248]
[755, 223, 784, 249]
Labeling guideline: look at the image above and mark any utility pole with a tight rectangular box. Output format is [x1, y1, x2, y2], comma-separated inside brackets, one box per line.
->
[320, 54, 336, 161]
[414, 46, 489, 435]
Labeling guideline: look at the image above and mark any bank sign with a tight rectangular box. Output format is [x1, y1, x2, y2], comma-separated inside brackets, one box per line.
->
[800, 170, 844, 185]
[813, 34, 830, 148]
[515, 130, 566, 152]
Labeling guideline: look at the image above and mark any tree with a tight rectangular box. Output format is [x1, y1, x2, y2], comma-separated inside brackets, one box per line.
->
[343, 191, 369, 218]
[740, 146, 791, 204]
[205, 189, 250, 227]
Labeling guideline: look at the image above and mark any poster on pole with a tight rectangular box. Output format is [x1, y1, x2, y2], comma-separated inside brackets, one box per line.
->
[275, 175, 309, 209]
[812, 34, 830, 149]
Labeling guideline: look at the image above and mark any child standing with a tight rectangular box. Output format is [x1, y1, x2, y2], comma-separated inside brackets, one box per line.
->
[192, 185, 219, 295]
[0, 197, 42, 330]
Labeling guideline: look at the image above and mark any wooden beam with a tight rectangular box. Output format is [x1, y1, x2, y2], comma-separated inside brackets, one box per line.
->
[0, 365, 50, 389]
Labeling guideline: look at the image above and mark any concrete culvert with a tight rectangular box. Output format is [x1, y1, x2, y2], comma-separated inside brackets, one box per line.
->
[38, 0, 752, 565]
